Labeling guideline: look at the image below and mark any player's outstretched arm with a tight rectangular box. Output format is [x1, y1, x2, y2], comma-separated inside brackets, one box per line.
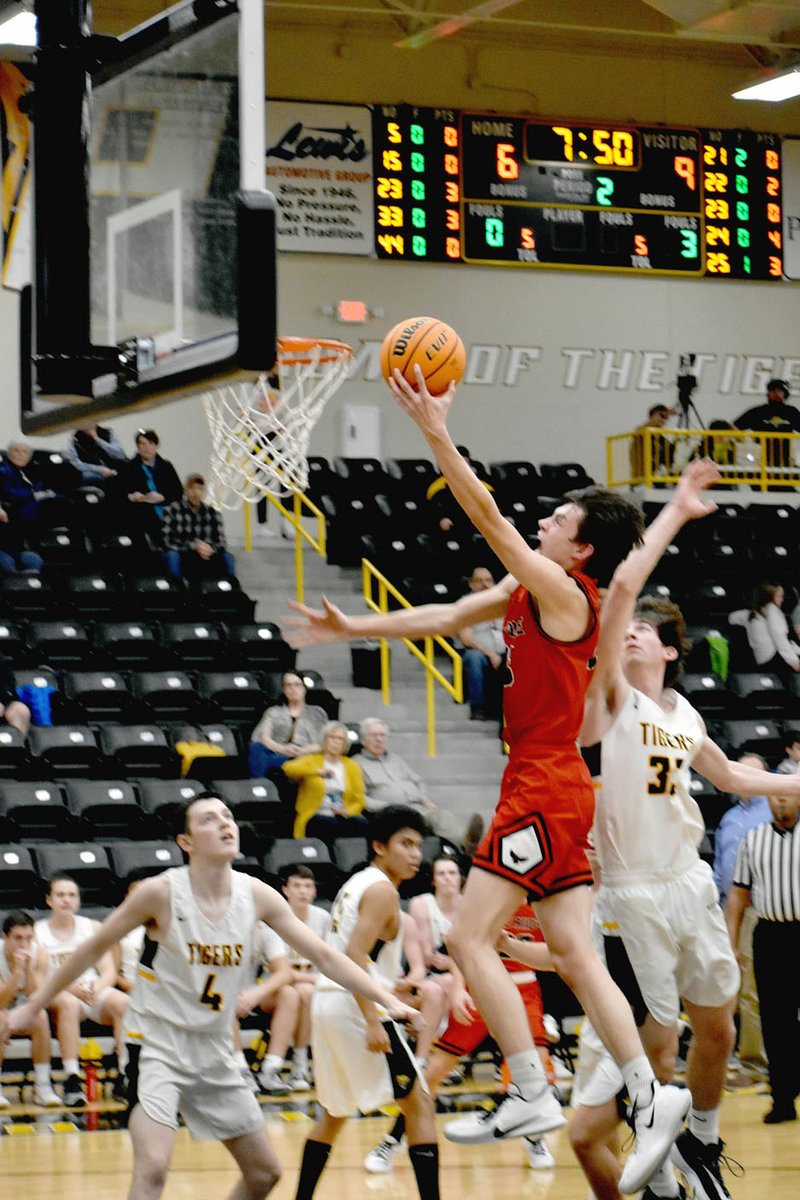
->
[254, 882, 421, 1027]
[389, 366, 583, 611]
[284, 580, 512, 650]
[694, 733, 800, 797]
[581, 458, 720, 744]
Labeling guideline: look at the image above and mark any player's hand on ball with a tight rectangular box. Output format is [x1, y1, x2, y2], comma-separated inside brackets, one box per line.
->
[389, 366, 456, 438]
[284, 596, 352, 648]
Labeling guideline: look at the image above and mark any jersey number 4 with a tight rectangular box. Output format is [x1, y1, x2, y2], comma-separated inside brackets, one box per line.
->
[647, 754, 684, 796]
[200, 972, 223, 1011]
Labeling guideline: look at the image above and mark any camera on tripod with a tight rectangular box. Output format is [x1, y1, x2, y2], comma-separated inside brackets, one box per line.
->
[677, 353, 697, 414]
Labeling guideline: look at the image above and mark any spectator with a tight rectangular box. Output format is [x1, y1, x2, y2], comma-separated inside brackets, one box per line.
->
[734, 378, 800, 475]
[0, 436, 68, 539]
[162, 473, 235, 581]
[406, 855, 464, 1066]
[0, 501, 43, 574]
[776, 730, 800, 775]
[34, 873, 129, 1106]
[0, 656, 30, 736]
[729, 581, 800, 683]
[0, 911, 60, 1107]
[256, 866, 329, 1094]
[248, 671, 327, 778]
[282, 720, 368, 842]
[456, 565, 505, 720]
[233, 920, 292, 1094]
[353, 717, 484, 853]
[630, 403, 677, 479]
[66, 421, 127, 487]
[726, 788, 800, 1123]
[116, 428, 182, 543]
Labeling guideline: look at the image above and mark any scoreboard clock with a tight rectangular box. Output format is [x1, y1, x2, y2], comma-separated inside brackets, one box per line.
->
[371, 105, 783, 280]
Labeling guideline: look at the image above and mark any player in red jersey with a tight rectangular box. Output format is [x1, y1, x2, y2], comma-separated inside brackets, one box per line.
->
[286, 366, 690, 1194]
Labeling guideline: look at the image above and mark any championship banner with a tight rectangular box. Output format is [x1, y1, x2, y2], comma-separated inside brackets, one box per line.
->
[0, 61, 32, 290]
[266, 100, 374, 254]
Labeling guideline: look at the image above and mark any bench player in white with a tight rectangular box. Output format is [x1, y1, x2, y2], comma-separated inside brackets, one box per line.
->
[294, 805, 439, 1200]
[0, 910, 60, 1107]
[1, 791, 422, 1200]
[578, 458, 800, 1200]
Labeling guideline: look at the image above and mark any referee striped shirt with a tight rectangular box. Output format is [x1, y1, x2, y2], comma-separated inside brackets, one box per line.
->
[733, 821, 800, 922]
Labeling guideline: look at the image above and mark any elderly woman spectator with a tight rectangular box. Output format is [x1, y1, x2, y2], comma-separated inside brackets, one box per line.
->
[0, 437, 68, 539]
[729, 581, 800, 683]
[115, 429, 182, 543]
[248, 671, 327, 778]
[282, 721, 367, 842]
[66, 421, 127, 487]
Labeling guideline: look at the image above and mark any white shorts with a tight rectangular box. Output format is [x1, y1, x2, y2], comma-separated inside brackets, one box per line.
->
[599, 860, 740, 1027]
[571, 1020, 624, 1110]
[311, 989, 425, 1118]
[128, 1035, 262, 1141]
[78, 985, 113, 1023]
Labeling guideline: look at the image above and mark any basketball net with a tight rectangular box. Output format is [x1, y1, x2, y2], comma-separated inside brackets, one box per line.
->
[203, 336, 352, 509]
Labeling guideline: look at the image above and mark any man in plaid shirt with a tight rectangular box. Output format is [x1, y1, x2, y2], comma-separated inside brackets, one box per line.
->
[162, 473, 236, 580]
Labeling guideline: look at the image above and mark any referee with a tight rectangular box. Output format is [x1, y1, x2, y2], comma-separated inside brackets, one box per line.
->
[726, 788, 800, 1124]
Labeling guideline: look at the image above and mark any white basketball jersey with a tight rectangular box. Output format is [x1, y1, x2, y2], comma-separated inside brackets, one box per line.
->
[0, 942, 45, 1007]
[284, 905, 329, 971]
[119, 926, 145, 988]
[34, 914, 99, 989]
[325, 866, 402, 990]
[127, 866, 256, 1044]
[421, 892, 452, 953]
[595, 686, 705, 880]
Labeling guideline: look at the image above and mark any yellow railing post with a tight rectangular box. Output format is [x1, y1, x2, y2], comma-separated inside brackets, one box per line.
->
[243, 503, 252, 553]
[238, 489, 327, 602]
[424, 637, 436, 757]
[606, 428, 800, 493]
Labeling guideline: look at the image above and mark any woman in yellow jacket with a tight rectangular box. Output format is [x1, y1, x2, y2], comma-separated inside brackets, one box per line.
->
[282, 721, 368, 842]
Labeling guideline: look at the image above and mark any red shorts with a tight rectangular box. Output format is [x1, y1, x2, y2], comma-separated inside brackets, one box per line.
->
[435, 978, 547, 1057]
[472, 745, 594, 900]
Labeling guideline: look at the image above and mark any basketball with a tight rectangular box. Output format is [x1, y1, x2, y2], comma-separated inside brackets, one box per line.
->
[380, 316, 466, 394]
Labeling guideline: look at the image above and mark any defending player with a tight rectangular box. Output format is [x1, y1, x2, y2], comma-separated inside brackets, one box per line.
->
[294, 806, 439, 1200]
[285, 367, 689, 1194]
[0, 791, 422, 1200]
[579, 456, 800, 1200]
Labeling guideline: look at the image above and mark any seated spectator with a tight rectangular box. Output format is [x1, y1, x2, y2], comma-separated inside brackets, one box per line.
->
[456, 565, 505, 720]
[248, 671, 327, 778]
[256, 865, 329, 1094]
[0, 501, 43, 574]
[0, 436, 70, 539]
[0, 911, 60, 1107]
[233, 919, 292, 1094]
[629, 403, 677, 479]
[776, 731, 800, 776]
[115, 428, 182, 544]
[34, 873, 129, 1107]
[283, 720, 368, 842]
[729, 581, 800, 683]
[66, 421, 127, 487]
[734, 378, 800, 474]
[353, 717, 483, 853]
[0, 656, 30, 736]
[112, 873, 147, 996]
[405, 855, 464, 1065]
[394, 910, 454, 1070]
[162, 473, 235, 581]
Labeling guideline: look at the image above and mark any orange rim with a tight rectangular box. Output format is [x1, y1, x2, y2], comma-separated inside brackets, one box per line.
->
[278, 336, 353, 366]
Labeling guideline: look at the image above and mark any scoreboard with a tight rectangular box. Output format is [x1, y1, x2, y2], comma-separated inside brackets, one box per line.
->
[371, 105, 784, 280]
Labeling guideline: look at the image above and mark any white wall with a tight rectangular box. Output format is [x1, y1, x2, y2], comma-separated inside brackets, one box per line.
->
[3, 19, 800, 482]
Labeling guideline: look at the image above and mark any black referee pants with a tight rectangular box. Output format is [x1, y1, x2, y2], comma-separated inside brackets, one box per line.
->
[753, 918, 800, 1107]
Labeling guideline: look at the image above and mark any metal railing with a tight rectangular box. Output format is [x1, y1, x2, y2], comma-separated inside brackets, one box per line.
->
[362, 560, 464, 758]
[242, 491, 326, 604]
[608, 427, 800, 491]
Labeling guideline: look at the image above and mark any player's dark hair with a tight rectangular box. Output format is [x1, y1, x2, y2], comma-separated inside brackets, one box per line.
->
[2, 910, 33, 934]
[174, 789, 229, 836]
[633, 595, 692, 686]
[46, 872, 79, 895]
[566, 486, 645, 587]
[368, 805, 428, 856]
[280, 864, 316, 885]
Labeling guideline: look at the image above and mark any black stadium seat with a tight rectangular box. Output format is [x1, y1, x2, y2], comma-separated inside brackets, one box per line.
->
[264, 838, 339, 897]
[107, 841, 183, 887]
[0, 845, 40, 907]
[27, 725, 104, 778]
[32, 843, 113, 905]
[723, 719, 785, 764]
[226, 624, 295, 672]
[136, 778, 205, 831]
[63, 780, 147, 842]
[28, 621, 92, 669]
[729, 672, 794, 717]
[94, 621, 161, 667]
[99, 726, 181, 779]
[62, 671, 137, 722]
[0, 781, 73, 843]
[131, 670, 200, 722]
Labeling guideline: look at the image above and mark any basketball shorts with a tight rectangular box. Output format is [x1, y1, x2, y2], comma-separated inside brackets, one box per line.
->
[435, 976, 547, 1057]
[126, 1032, 262, 1141]
[598, 859, 740, 1027]
[472, 746, 595, 899]
[78, 985, 113, 1023]
[311, 988, 426, 1118]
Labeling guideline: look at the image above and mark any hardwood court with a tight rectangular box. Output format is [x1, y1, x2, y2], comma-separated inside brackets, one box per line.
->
[2, 1092, 798, 1200]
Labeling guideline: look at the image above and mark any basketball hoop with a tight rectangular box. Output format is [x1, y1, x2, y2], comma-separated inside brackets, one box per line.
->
[204, 336, 352, 508]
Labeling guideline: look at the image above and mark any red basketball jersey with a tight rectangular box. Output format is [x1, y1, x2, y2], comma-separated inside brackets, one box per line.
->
[502, 572, 599, 749]
[501, 903, 544, 975]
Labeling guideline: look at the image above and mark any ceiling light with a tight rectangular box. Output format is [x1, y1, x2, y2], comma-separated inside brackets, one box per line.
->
[733, 68, 800, 102]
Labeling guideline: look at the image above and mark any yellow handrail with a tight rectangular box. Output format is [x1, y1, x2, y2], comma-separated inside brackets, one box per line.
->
[608, 427, 800, 491]
[361, 559, 463, 758]
[242, 491, 326, 604]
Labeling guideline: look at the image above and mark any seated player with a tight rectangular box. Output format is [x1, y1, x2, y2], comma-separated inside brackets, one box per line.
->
[405, 855, 464, 1065]
[0, 911, 60, 1107]
[234, 920, 292, 1094]
[34, 873, 129, 1106]
[294, 806, 440, 1200]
